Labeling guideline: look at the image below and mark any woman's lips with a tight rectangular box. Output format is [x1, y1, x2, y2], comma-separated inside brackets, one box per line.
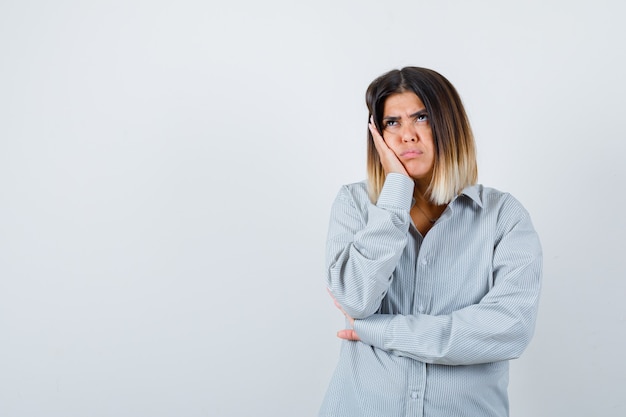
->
[401, 150, 423, 158]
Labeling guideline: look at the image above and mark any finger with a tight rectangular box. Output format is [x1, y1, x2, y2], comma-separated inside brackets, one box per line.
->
[332, 299, 352, 325]
[327, 288, 340, 306]
[368, 118, 386, 148]
[369, 125, 390, 162]
[368, 117, 395, 160]
[327, 288, 343, 310]
[368, 116, 377, 134]
[337, 329, 360, 341]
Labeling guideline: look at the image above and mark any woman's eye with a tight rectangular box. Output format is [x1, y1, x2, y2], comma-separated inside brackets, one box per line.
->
[416, 113, 429, 122]
[384, 120, 398, 128]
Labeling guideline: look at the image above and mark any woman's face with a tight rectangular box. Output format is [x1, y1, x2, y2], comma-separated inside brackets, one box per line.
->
[381, 91, 435, 182]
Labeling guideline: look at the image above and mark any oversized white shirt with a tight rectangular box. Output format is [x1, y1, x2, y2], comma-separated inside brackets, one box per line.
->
[320, 173, 542, 417]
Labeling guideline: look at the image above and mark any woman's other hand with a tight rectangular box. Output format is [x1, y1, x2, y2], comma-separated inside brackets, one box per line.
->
[328, 288, 361, 341]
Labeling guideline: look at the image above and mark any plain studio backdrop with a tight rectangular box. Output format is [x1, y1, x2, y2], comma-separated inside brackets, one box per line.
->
[1, 1, 625, 416]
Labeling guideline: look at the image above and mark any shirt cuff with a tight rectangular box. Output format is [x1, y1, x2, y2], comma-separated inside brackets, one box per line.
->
[354, 314, 393, 350]
[376, 173, 414, 211]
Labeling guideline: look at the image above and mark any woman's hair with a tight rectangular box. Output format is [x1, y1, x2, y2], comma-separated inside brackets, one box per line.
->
[366, 67, 477, 205]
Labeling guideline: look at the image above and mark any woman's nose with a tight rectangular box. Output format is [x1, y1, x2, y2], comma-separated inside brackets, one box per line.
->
[402, 126, 417, 142]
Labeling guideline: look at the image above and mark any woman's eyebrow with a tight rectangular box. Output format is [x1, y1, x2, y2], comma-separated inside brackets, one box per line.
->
[411, 109, 427, 117]
[383, 109, 427, 120]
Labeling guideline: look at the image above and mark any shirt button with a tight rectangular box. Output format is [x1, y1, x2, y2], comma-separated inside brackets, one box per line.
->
[420, 259, 428, 266]
[410, 391, 419, 399]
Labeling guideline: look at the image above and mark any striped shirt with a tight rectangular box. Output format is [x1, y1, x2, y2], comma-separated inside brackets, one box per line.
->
[320, 173, 542, 417]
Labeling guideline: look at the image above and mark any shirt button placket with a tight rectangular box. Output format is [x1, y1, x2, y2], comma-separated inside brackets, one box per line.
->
[405, 362, 425, 417]
[416, 258, 428, 313]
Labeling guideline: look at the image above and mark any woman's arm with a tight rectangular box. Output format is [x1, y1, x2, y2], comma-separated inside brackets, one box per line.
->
[348, 207, 542, 365]
[326, 173, 414, 319]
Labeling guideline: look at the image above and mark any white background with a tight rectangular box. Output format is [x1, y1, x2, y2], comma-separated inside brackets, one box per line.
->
[1, 1, 625, 416]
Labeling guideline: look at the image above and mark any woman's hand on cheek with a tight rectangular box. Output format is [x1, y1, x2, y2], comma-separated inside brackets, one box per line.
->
[369, 117, 409, 177]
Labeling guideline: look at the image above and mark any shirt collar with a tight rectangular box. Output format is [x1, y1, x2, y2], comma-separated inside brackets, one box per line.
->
[458, 185, 483, 208]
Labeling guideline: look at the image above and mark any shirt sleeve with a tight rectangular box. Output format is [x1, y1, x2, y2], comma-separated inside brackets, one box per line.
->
[326, 173, 414, 319]
[353, 205, 543, 365]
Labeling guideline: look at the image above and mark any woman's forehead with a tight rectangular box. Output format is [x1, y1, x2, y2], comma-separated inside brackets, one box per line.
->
[383, 92, 425, 116]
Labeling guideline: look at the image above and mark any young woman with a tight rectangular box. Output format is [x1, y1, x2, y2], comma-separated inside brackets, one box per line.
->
[321, 67, 542, 417]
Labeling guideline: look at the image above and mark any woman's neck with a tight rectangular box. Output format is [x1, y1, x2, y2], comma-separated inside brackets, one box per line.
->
[413, 181, 430, 202]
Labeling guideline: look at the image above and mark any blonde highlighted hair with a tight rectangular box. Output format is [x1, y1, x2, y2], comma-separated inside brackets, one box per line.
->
[366, 67, 477, 205]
